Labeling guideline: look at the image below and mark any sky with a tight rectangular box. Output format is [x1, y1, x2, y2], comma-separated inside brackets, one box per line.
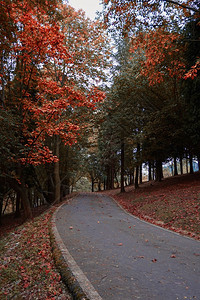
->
[67, 0, 103, 20]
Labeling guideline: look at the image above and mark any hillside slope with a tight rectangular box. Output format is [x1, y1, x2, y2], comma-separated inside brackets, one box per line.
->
[101, 173, 200, 240]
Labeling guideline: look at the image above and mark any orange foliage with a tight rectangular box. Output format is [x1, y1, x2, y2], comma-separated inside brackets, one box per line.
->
[103, 0, 199, 83]
[1, 1, 108, 165]
[184, 60, 200, 79]
[130, 28, 186, 85]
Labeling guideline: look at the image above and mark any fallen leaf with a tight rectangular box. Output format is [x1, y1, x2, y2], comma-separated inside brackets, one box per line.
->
[170, 254, 176, 258]
[118, 243, 123, 246]
[152, 258, 157, 263]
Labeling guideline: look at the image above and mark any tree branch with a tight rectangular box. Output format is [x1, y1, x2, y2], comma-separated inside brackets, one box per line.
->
[163, 0, 199, 13]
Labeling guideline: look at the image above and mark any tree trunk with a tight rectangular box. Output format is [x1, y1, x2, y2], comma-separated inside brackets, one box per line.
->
[152, 161, 155, 180]
[131, 167, 135, 185]
[54, 136, 61, 203]
[111, 164, 114, 189]
[107, 165, 115, 190]
[0, 195, 3, 225]
[129, 171, 132, 185]
[135, 143, 140, 189]
[139, 164, 142, 184]
[19, 181, 32, 219]
[174, 156, 178, 176]
[148, 161, 152, 181]
[129, 170, 133, 185]
[189, 153, 194, 174]
[180, 155, 183, 175]
[0, 53, 5, 106]
[98, 181, 101, 191]
[186, 157, 188, 173]
[91, 177, 94, 192]
[197, 155, 200, 171]
[120, 139, 125, 193]
[65, 176, 70, 195]
[135, 166, 139, 189]
[15, 191, 21, 218]
[155, 160, 162, 182]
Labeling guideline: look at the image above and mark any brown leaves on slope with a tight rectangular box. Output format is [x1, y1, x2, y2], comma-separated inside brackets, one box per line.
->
[110, 173, 200, 240]
[0, 208, 71, 300]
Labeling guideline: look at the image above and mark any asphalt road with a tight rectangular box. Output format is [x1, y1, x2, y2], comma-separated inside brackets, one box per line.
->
[55, 193, 200, 300]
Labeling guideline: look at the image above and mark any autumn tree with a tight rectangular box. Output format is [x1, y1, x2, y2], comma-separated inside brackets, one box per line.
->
[103, 0, 199, 77]
[46, 3, 111, 202]
[0, 1, 110, 218]
[1, 0, 65, 217]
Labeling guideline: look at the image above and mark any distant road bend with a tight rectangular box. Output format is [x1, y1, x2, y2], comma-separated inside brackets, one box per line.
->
[54, 193, 200, 300]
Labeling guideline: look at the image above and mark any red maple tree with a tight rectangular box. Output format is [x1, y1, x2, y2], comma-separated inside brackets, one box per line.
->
[0, 0, 109, 217]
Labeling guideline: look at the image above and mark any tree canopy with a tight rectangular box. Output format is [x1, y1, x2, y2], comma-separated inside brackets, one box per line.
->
[0, 0, 199, 220]
[0, 0, 111, 218]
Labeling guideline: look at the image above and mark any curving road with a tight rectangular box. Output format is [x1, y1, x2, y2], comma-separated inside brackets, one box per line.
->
[54, 193, 200, 300]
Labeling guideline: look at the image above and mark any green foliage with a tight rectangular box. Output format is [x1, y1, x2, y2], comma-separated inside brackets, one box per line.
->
[182, 18, 200, 155]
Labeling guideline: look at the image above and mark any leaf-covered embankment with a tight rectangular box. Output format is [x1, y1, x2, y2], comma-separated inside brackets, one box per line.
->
[102, 173, 200, 240]
[0, 207, 72, 300]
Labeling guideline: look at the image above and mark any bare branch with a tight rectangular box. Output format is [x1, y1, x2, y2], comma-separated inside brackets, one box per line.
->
[163, 0, 200, 13]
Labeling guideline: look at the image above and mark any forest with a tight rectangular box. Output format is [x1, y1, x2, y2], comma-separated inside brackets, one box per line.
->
[0, 0, 200, 221]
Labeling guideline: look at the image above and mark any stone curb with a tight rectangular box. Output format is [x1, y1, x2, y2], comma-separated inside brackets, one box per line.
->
[50, 198, 103, 300]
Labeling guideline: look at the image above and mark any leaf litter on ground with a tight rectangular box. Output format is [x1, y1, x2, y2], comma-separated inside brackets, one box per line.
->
[101, 173, 200, 240]
[0, 207, 72, 300]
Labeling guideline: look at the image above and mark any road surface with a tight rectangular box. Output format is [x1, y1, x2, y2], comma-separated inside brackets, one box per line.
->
[54, 193, 200, 300]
